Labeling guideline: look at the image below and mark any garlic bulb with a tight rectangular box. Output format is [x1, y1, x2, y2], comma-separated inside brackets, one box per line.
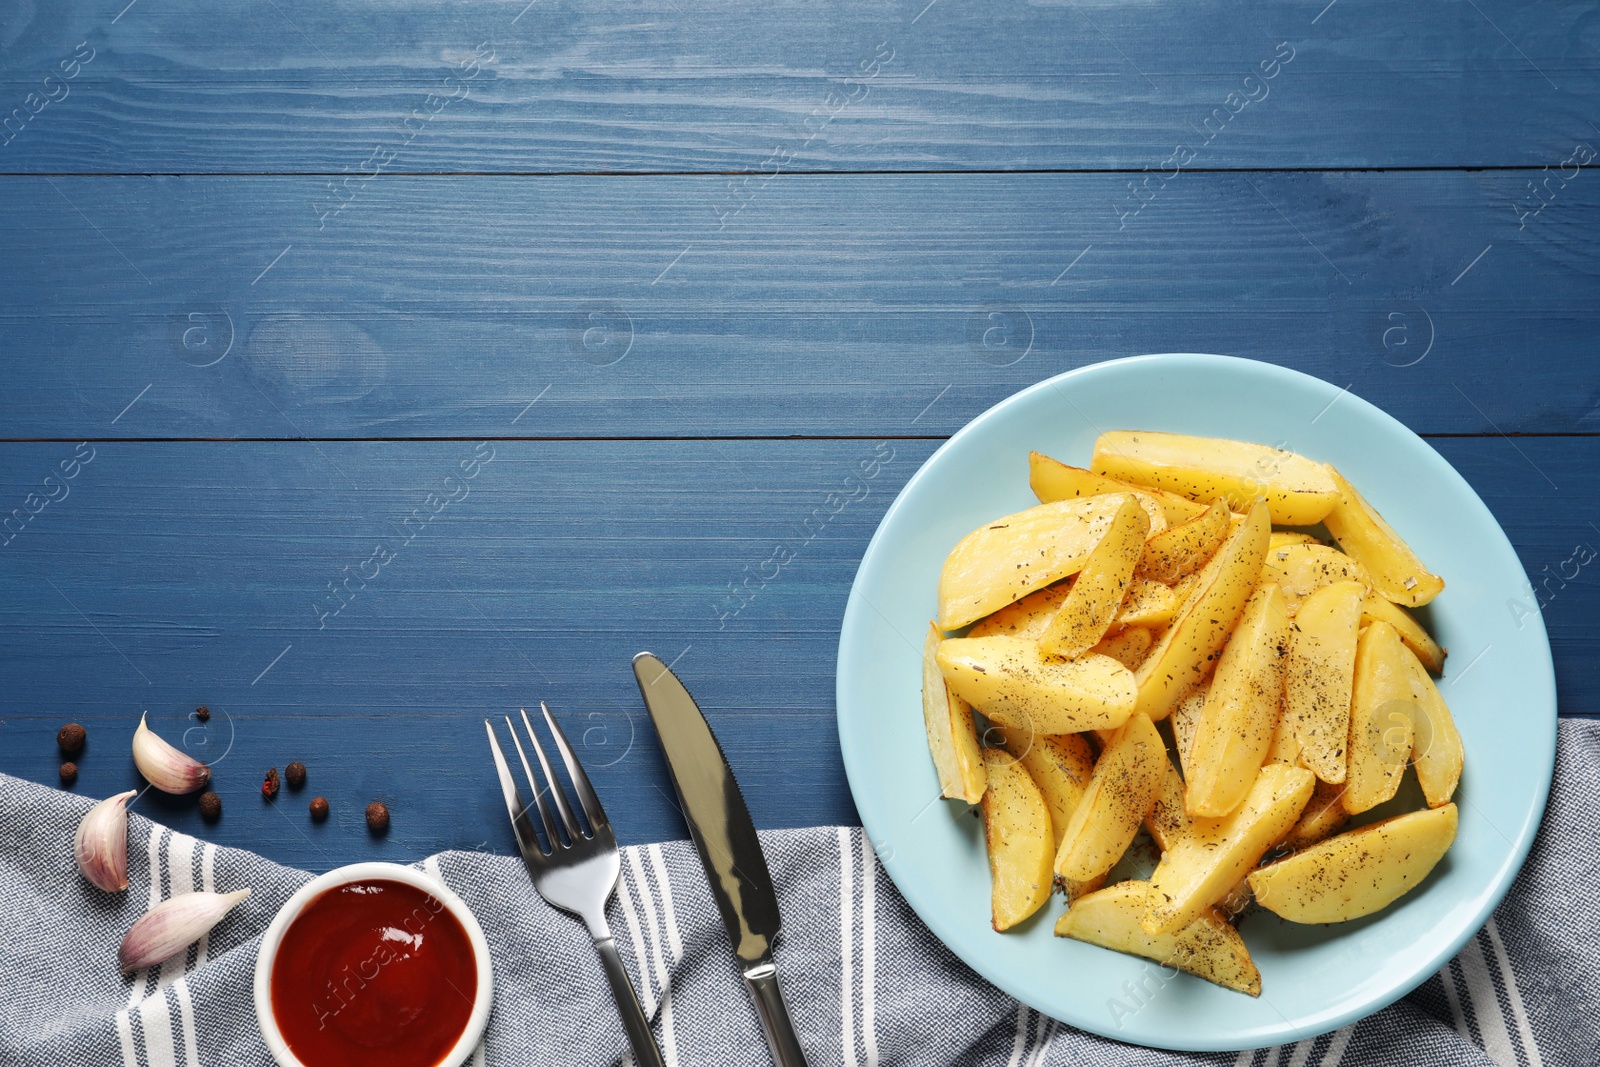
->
[118, 889, 251, 972]
[132, 712, 210, 794]
[74, 790, 136, 891]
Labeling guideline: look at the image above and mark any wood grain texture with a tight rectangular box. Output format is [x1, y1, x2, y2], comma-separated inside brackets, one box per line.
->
[1, 171, 1596, 439]
[0, 437, 1591, 870]
[0, 0, 1596, 173]
[1, 0, 1593, 880]
[0, 439, 921, 869]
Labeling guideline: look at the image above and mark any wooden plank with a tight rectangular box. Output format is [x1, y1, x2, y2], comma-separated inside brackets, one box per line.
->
[1, 171, 1596, 439]
[0, 439, 915, 869]
[0, 1, 1595, 173]
[0, 436, 1590, 870]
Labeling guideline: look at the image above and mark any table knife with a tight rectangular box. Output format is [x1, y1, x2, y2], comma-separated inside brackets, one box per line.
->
[632, 652, 809, 1067]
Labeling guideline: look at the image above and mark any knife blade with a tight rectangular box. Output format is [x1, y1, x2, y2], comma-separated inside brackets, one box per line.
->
[632, 652, 809, 1067]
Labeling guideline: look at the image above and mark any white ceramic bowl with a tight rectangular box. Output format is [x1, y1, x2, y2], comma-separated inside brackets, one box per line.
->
[253, 862, 493, 1067]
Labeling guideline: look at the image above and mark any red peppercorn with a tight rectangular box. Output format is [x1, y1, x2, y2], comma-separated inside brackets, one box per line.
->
[195, 706, 210, 722]
[285, 761, 306, 789]
[59, 761, 78, 786]
[57, 723, 86, 755]
[199, 791, 222, 821]
[309, 796, 329, 821]
[261, 767, 281, 799]
[365, 801, 390, 834]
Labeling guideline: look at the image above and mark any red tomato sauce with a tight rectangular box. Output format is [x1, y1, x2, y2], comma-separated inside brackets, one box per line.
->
[271, 879, 477, 1067]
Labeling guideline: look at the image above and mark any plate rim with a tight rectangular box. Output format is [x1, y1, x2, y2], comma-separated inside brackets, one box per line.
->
[835, 352, 1557, 1052]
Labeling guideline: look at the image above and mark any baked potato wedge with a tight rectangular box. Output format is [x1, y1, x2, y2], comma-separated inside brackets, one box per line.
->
[937, 637, 1136, 734]
[1114, 578, 1181, 630]
[981, 748, 1056, 930]
[1343, 621, 1414, 815]
[1133, 500, 1271, 721]
[1055, 881, 1261, 996]
[967, 584, 1068, 640]
[1090, 625, 1153, 670]
[1215, 879, 1253, 921]
[1263, 706, 1302, 765]
[1144, 762, 1314, 935]
[1041, 498, 1150, 658]
[1268, 531, 1322, 549]
[1000, 731, 1102, 900]
[1260, 542, 1372, 616]
[1001, 731, 1095, 846]
[1091, 431, 1341, 526]
[937, 496, 1152, 629]
[1136, 498, 1231, 584]
[1399, 641, 1463, 807]
[1145, 746, 1190, 852]
[1322, 466, 1445, 607]
[1283, 580, 1365, 784]
[1249, 804, 1457, 923]
[1279, 777, 1350, 852]
[1186, 583, 1291, 818]
[1170, 681, 1207, 780]
[968, 602, 1157, 686]
[921, 622, 986, 803]
[1362, 592, 1446, 675]
[1029, 451, 1204, 525]
[1055, 713, 1164, 882]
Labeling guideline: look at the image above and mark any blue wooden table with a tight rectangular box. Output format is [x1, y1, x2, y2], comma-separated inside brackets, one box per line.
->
[1, 0, 1595, 873]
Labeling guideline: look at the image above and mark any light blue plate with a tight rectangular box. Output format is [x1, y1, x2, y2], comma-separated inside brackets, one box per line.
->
[836, 354, 1556, 1052]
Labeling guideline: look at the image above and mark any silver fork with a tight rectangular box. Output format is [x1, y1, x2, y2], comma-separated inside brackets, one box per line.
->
[485, 704, 667, 1067]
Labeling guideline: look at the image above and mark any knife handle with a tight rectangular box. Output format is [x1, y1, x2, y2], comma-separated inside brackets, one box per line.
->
[743, 958, 809, 1067]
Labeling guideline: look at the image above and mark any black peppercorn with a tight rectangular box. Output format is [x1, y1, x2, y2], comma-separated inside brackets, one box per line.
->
[365, 801, 390, 834]
[285, 761, 306, 789]
[59, 761, 78, 786]
[309, 796, 329, 821]
[57, 723, 86, 755]
[261, 767, 280, 799]
[195, 706, 210, 722]
[199, 791, 222, 821]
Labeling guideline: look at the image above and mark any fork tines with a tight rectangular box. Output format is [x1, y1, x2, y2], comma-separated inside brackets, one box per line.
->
[484, 701, 665, 1066]
[485, 702, 612, 860]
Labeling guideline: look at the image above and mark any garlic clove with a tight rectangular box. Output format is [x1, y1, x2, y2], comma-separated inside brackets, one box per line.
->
[132, 712, 211, 794]
[75, 789, 137, 892]
[118, 889, 251, 973]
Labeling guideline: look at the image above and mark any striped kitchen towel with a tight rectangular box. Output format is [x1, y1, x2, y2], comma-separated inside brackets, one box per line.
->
[0, 719, 1592, 1066]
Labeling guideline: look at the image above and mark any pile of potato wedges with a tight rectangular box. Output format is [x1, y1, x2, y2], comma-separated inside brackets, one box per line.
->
[921, 432, 1463, 996]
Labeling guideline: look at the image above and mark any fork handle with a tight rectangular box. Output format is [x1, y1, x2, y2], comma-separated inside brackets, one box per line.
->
[594, 934, 668, 1067]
